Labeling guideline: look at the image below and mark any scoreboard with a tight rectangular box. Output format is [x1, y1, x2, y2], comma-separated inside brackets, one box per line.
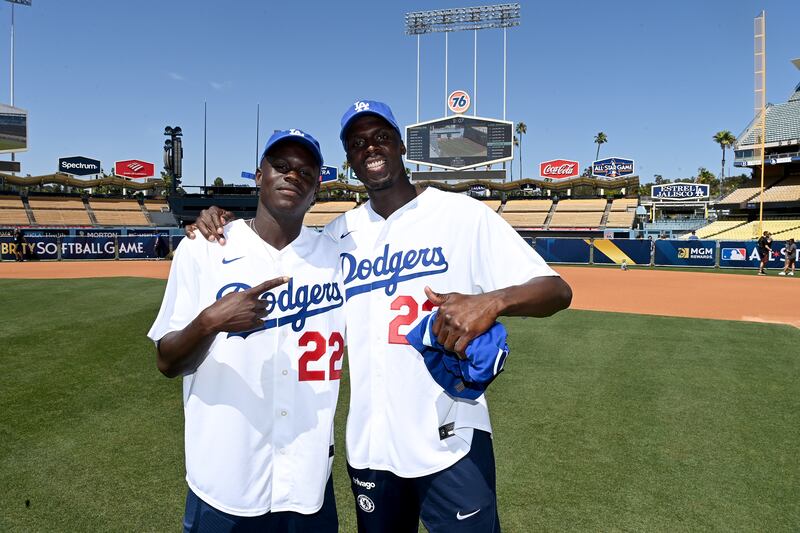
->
[405, 115, 513, 171]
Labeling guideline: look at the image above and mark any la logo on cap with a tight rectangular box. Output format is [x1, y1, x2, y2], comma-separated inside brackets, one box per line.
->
[289, 129, 304, 137]
[354, 101, 370, 112]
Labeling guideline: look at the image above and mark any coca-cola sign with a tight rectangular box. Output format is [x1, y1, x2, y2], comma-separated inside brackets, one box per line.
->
[540, 159, 579, 179]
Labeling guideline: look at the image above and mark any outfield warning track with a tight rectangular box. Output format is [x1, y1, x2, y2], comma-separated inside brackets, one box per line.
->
[0, 261, 797, 328]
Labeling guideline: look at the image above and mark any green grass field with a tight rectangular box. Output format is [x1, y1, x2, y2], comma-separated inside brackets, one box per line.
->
[1, 278, 798, 532]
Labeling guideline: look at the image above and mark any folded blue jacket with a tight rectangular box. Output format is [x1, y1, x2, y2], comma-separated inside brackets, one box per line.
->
[405, 310, 509, 400]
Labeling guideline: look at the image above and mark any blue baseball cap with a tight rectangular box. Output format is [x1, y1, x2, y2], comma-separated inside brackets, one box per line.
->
[262, 128, 324, 168]
[339, 100, 402, 150]
[405, 311, 509, 400]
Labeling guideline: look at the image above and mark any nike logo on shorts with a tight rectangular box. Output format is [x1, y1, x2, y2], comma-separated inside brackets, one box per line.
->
[222, 256, 244, 264]
[456, 509, 480, 520]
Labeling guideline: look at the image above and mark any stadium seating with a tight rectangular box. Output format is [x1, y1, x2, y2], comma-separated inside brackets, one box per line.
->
[549, 211, 603, 228]
[144, 200, 169, 212]
[501, 212, 548, 227]
[710, 220, 800, 240]
[691, 220, 749, 239]
[544, 198, 606, 228]
[502, 199, 552, 212]
[0, 196, 29, 225]
[93, 210, 150, 226]
[554, 199, 607, 212]
[717, 187, 760, 204]
[500, 199, 551, 228]
[610, 198, 638, 211]
[91, 199, 150, 226]
[303, 201, 357, 227]
[28, 197, 92, 225]
[759, 185, 800, 203]
[605, 211, 635, 228]
[480, 199, 501, 212]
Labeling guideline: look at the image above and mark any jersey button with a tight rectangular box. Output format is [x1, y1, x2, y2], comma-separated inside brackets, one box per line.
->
[281, 410, 288, 416]
[282, 370, 288, 376]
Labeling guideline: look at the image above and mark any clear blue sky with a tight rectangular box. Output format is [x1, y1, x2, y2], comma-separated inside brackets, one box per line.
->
[2, 0, 799, 187]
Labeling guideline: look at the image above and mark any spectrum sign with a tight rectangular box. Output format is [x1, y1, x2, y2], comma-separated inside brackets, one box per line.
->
[539, 159, 579, 179]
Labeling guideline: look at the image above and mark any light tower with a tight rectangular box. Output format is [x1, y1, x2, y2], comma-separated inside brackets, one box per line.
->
[405, 4, 520, 122]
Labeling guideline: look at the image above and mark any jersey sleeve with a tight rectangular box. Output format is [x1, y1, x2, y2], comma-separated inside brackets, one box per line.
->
[147, 239, 201, 343]
[469, 205, 559, 293]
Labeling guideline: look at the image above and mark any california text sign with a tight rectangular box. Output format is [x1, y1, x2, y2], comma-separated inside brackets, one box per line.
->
[114, 159, 155, 179]
[540, 159, 579, 179]
[651, 183, 709, 200]
[592, 157, 634, 178]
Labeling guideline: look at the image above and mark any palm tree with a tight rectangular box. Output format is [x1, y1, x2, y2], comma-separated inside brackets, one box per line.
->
[515, 122, 527, 179]
[510, 136, 519, 180]
[712, 130, 736, 180]
[594, 132, 608, 161]
[342, 160, 351, 182]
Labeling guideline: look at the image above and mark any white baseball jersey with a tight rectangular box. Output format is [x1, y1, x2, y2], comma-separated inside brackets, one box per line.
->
[147, 220, 345, 516]
[325, 187, 558, 477]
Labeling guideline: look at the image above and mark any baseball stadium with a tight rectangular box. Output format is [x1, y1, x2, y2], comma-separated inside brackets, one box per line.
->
[1, 3, 799, 532]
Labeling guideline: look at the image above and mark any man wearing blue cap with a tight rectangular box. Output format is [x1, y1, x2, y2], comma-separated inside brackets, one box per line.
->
[149, 129, 345, 532]
[188, 101, 572, 532]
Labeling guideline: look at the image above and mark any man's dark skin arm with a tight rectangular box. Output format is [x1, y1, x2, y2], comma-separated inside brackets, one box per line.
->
[424, 275, 572, 355]
[184, 206, 237, 245]
[157, 276, 288, 378]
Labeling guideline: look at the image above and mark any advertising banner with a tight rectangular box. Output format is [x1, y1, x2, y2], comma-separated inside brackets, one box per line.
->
[534, 238, 591, 264]
[60, 236, 116, 260]
[654, 240, 716, 267]
[118, 235, 163, 259]
[59, 156, 101, 176]
[651, 182, 709, 200]
[539, 159, 579, 180]
[593, 239, 652, 265]
[0, 236, 59, 260]
[114, 159, 155, 179]
[591, 157, 634, 178]
[320, 165, 338, 183]
[718, 240, 794, 269]
[170, 235, 185, 252]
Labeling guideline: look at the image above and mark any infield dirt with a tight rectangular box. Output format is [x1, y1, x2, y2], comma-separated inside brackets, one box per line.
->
[0, 261, 797, 328]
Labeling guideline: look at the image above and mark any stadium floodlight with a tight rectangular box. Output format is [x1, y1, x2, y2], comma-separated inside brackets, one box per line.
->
[405, 4, 520, 122]
[164, 125, 183, 192]
[404, 4, 520, 34]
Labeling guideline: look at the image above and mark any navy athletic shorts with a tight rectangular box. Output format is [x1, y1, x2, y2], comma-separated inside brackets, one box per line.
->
[347, 430, 500, 533]
[182, 475, 337, 533]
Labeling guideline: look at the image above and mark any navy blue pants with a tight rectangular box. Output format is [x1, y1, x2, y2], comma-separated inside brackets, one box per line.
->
[183, 475, 337, 532]
[347, 430, 500, 533]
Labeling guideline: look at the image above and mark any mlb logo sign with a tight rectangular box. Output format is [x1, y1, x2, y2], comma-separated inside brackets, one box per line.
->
[721, 248, 747, 261]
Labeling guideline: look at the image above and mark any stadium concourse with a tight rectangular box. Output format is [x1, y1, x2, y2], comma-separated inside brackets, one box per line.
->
[0, 260, 796, 329]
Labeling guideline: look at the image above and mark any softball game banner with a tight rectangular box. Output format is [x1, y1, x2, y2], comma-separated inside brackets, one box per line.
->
[117, 235, 164, 259]
[654, 240, 716, 267]
[60, 236, 116, 260]
[534, 238, 591, 264]
[169, 235, 184, 252]
[0, 236, 59, 260]
[718, 240, 794, 269]
[592, 239, 652, 265]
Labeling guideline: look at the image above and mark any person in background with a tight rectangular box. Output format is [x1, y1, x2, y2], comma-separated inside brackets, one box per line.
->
[779, 237, 796, 276]
[757, 231, 772, 276]
[13, 228, 25, 262]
